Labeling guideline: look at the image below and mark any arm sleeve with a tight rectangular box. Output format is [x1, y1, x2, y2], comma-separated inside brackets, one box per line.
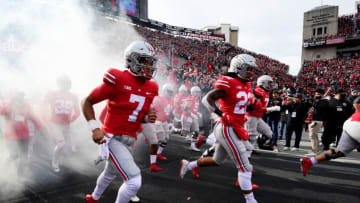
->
[90, 83, 117, 104]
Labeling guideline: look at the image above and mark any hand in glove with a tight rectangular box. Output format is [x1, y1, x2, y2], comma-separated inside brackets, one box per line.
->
[266, 106, 280, 112]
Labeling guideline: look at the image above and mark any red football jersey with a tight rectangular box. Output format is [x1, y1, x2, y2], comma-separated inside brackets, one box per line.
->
[90, 69, 158, 138]
[173, 93, 186, 114]
[183, 95, 199, 116]
[44, 90, 80, 125]
[0, 101, 41, 140]
[215, 76, 253, 129]
[246, 86, 269, 118]
[152, 95, 173, 122]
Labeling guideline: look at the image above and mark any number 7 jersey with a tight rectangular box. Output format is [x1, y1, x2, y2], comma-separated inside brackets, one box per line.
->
[214, 76, 253, 128]
[90, 68, 159, 138]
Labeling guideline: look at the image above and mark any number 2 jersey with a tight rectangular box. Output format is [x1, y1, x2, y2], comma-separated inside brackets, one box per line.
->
[90, 68, 158, 138]
[214, 76, 253, 130]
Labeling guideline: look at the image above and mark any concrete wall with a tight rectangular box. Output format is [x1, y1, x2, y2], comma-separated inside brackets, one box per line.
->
[301, 6, 338, 64]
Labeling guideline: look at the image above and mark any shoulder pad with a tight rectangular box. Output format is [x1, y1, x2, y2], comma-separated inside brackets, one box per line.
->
[103, 68, 121, 85]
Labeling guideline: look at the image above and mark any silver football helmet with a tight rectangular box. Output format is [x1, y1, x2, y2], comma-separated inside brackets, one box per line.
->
[228, 54, 257, 81]
[190, 86, 201, 98]
[162, 83, 175, 98]
[257, 75, 273, 91]
[179, 85, 188, 95]
[124, 41, 158, 80]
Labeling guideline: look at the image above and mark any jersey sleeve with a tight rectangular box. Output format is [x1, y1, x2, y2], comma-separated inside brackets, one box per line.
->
[103, 68, 119, 86]
[214, 76, 231, 94]
[90, 69, 119, 104]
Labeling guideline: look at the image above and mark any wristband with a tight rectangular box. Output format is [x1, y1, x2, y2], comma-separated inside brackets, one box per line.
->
[88, 119, 101, 132]
[214, 109, 223, 117]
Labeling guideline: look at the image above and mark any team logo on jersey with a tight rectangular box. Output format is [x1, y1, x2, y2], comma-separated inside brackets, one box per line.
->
[124, 85, 132, 90]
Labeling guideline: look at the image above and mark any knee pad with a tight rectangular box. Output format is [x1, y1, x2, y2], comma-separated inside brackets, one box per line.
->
[126, 175, 142, 192]
[324, 149, 345, 160]
[238, 171, 252, 191]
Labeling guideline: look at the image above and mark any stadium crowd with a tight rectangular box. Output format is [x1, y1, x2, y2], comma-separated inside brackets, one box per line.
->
[1, 3, 360, 203]
[299, 56, 360, 93]
[303, 13, 360, 43]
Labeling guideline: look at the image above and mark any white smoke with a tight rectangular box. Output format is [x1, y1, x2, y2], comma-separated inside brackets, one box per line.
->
[0, 0, 146, 200]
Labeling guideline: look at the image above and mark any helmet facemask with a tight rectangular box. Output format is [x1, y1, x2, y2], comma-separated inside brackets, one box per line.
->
[127, 52, 158, 80]
[236, 63, 256, 82]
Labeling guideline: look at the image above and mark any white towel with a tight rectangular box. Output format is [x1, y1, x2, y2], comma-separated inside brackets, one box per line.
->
[94, 133, 114, 165]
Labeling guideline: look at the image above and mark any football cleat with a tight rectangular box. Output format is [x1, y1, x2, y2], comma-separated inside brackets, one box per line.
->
[235, 179, 259, 190]
[150, 163, 163, 172]
[85, 194, 98, 203]
[129, 195, 140, 203]
[157, 154, 167, 161]
[301, 158, 312, 176]
[192, 167, 200, 179]
[179, 159, 189, 179]
[196, 135, 205, 149]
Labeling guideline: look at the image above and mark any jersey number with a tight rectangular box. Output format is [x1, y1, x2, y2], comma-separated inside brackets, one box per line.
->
[128, 94, 146, 122]
[55, 100, 73, 114]
[234, 91, 251, 114]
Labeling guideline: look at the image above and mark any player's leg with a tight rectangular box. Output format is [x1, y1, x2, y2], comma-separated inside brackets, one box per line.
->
[218, 125, 257, 202]
[180, 124, 225, 179]
[142, 123, 162, 172]
[157, 122, 169, 160]
[111, 136, 142, 203]
[247, 116, 258, 157]
[301, 131, 359, 176]
[190, 117, 201, 151]
[181, 115, 192, 140]
[50, 123, 65, 172]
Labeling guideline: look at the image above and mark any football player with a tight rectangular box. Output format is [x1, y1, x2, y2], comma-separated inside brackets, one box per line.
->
[82, 41, 158, 203]
[246, 75, 279, 156]
[301, 96, 360, 176]
[153, 83, 175, 161]
[179, 54, 259, 203]
[173, 85, 188, 132]
[43, 74, 80, 173]
[0, 91, 41, 176]
[182, 86, 202, 151]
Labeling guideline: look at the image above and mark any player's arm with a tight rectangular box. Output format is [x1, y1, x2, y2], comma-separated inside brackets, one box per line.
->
[82, 83, 115, 144]
[202, 89, 226, 117]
